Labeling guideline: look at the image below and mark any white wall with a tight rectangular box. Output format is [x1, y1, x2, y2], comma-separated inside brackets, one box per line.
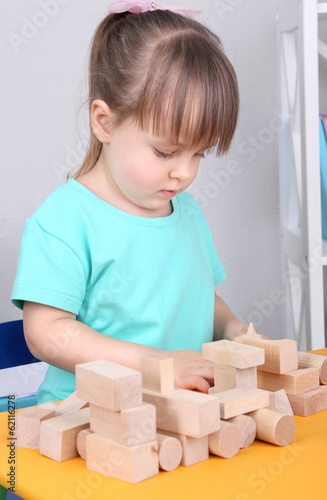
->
[1, 0, 284, 338]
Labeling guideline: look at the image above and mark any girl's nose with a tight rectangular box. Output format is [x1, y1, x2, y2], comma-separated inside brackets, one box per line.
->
[169, 159, 193, 181]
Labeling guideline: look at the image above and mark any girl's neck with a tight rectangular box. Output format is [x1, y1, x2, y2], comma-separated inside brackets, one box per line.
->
[76, 159, 173, 218]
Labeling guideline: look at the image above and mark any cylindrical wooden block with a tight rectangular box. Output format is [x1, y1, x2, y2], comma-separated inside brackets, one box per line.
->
[226, 415, 256, 448]
[298, 351, 327, 384]
[247, 408, 295, 446]
[208, 421, 241, 458]
[76, 428, 92, 460]
[156, 433, 183, 471]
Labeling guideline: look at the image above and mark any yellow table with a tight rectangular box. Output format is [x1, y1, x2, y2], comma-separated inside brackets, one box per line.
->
[1, 349, 327, 500]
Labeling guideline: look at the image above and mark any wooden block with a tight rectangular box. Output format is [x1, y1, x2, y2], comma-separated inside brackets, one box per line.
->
[287, 385, 327, 416]
[56, 391, 89, 416]
[209, 387, 269, 419]
[86, 432, 159, 483]
[257, 367, 319, 395]
[76, 360, 142, 411]
[213, 365, 257, 391]
[246, 322, 260, 337]
[225, 415, 256, 448]
[234, 336, 298, 374]
[208, 421, 241, 458]
[139, 353, 174, 393]
[297, 351, 327, 384]
[39, 408, 90, 462]
[76, 428, 92, 460]
[142, 388, 220, 438]
[16, 406, 56, 449]
[247, 408, 296, 446]
[158, 429, 208, 467]
[267, 389, 294, 416]
[90, 402, 156, 446]
[156, 433, 183, 471]
[203, 339, 265, 369]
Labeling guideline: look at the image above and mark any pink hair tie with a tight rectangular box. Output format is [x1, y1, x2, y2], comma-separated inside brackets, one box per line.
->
[107, 1, 202, 20]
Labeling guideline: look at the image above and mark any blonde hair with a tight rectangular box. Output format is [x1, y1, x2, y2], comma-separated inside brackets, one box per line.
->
[73, 10, 239, 179]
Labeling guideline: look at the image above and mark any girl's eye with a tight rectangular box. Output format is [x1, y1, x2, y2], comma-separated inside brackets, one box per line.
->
[196, 153, 206, 159]
[154, 149, 174, 159]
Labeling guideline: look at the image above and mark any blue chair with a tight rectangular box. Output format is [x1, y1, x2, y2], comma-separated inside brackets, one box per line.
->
[0, 320, 40, 412]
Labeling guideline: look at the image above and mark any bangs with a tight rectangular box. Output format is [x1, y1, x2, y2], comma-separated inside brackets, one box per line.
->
[135, 30, 239, 155]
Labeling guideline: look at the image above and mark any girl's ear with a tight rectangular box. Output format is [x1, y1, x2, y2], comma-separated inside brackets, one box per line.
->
[90, 99, 115, 143]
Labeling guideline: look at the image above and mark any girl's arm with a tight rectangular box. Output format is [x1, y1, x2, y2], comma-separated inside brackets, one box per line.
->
[213, 294, 248, 341]
[23, 301, 214, 393]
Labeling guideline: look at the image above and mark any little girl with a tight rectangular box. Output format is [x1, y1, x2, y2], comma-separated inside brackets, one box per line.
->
[11, 0, 247, 403]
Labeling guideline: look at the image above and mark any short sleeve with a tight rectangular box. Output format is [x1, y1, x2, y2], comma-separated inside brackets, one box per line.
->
[11, 218, 86, 314]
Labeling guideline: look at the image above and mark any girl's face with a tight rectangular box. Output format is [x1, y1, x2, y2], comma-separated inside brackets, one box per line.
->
[101, 118, 206, 217]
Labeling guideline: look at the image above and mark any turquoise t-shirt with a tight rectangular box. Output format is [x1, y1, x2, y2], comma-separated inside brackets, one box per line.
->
[11, 179, 226, 402]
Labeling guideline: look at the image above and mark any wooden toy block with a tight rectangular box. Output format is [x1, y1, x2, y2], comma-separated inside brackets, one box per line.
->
[56, 391, 89, 416]
[89, 402, 156, 446]
[213, 364, 257, 391]
[76, 428, 92, 461]
[39, 408, 90, 462]
[208, 387, 269, 419]
[158, 429, 208, 467]
[297, 351, 327, 384]
[16, 406, 56, 449]
[246, 322, 259, 337]
[208, 421, 241, 458]
[76, 360, 142, 412]
[267, 389, 294, 416]
[234, 336, 298, 374]
[142, 388, 220, 438]
[257, 367, 319, 395]
[139, 353, 174, 393]
[156, 433, 183, 471]
[246, 408, 296, 446]
[202, 339, 265, 369]
[86, 432, 159, 484]
[287, 385, 327, 416]
[225, 415, 256, 448]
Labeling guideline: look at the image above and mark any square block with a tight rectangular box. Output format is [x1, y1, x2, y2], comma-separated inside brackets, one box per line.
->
[214, 365, 257, 391]
[158, 429, 208, 466]
[234, 337, 298, 374]
[86, 432, 159, 483]
[139, 353, 174, 393]
[202, 340, 265, 369]
[209, 387, 269, 419]
[90, 402, 156, 446]
[16, 406, 56, 449]
[76, 360, 142, 411]
[39, 408, 90, 462]
[257, 367, 319, 395]
[142, 388, 220, 438]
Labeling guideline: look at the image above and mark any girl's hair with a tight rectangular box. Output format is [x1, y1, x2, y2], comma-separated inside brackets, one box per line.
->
[73, 10, 239, 179]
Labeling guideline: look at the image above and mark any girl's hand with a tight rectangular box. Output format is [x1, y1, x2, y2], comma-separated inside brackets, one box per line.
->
[166, 349, 214, 393]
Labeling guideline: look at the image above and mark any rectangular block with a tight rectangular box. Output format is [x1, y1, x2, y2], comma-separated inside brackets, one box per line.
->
[267, 389, 294, 416]
[139, 353, 174, 393]
[287, 385, 327, 416]
[90, 402, 156, 446]
[158, 429, 208, 466]
[234, 337, 298, 374]
[209, 387, 269, 419]
[257, 367, 319, 395]
[202, 340, 264, 369]
[214, 365, 257, 391]
[76, 360, 142, 411]
[39, 408, 90, 462]
[16, 406, 56, 449]
[86, 432, 159, 483]
[142, 388, 220, 438]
